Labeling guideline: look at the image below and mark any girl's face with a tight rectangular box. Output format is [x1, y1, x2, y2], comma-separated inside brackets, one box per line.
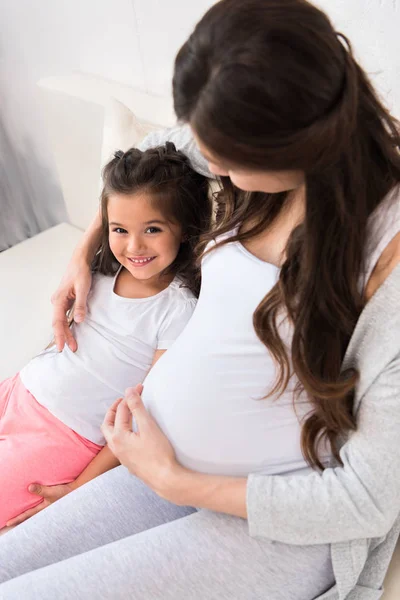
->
[107, 191, 183, 283]
[194, 133, 305, 193]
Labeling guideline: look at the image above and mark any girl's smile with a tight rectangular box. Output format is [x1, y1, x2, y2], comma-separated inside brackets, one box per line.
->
[127, 256, 156, 266]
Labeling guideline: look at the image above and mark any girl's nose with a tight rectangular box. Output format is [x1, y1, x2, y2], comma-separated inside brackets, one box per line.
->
[127, 235, 145, 254]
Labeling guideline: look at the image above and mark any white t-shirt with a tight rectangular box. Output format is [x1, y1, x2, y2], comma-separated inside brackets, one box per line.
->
[141, 237, 313, 477]
[20, 271, 197, 445]
[142, 188, 400, 478]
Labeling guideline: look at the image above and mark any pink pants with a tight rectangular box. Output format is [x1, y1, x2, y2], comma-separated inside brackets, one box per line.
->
[0, 374, 102, 528]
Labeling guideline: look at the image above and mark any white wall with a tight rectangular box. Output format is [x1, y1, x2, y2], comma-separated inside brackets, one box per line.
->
[0, 0, 216, 248]
[314, 0, 400, 114]
[0, 0, 399, 247]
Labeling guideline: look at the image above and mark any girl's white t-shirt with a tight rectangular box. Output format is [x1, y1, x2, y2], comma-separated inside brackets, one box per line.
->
[20, 271, 197, 445]
[142, 187, 400, 478]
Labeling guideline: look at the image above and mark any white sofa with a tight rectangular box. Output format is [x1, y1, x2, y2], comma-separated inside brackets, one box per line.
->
[0, 73, 399, 598]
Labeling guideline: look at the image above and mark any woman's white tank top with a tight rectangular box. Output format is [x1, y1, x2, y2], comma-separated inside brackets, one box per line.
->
[142, 186, 400, 477]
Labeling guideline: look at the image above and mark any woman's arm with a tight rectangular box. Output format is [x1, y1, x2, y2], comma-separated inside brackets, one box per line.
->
[167, 356, 400, 544]
[103, 349, 400, 545]
[52, 209, 102, 351]
[164, 467, 247, 519]
[101, 388, 247, 517]
[73, 208, 103, 264]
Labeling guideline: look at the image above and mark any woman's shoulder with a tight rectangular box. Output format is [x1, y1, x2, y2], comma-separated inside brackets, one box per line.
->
[344, 261, 400, 385]
[364, 185, 400, 300]
[364, 232, 400, 301]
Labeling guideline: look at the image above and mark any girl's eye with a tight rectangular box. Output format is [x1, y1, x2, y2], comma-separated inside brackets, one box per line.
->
[112, 227, 128, 234]
[145, 227, 161, 234]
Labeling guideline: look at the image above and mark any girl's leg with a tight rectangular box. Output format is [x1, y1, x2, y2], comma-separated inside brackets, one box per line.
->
[0, 509, 335, 600]
[0, 375, 102, 528]
[0, 466, 196, 583]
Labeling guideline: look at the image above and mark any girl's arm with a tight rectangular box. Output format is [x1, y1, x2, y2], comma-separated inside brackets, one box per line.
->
[69, 444, 120, 491]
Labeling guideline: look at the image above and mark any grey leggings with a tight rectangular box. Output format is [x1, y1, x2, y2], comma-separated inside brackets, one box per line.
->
[0, 466, 335, 599]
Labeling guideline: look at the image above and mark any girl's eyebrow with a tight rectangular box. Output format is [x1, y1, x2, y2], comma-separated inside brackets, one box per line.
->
[109, 219, 168, 226]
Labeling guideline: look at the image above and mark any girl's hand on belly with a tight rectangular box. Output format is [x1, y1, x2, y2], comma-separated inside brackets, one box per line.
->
[101, 386, 181, 500]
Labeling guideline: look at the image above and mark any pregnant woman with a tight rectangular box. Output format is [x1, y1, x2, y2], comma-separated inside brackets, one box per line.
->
[1, 1, 400, 598]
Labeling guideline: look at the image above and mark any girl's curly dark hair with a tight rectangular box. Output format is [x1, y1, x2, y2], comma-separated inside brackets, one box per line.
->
[93, 142, 212, 297]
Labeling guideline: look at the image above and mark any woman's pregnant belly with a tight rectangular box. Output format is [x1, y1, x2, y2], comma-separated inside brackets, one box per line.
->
[142, 326, 314, 477]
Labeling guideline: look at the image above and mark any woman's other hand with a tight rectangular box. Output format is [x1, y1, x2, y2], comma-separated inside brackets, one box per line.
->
[5, 482, 75, 527]
[101, 387, 181, 500]
[51, 257, 92, 352]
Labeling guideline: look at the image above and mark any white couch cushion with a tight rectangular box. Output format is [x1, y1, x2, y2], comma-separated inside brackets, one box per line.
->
[0, 223, 83, 381]
[37, 74, 175, 232]
[100, 98, 160, 169]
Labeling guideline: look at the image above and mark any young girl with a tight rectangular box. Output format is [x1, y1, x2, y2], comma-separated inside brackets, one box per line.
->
[0, 142, 211, 529]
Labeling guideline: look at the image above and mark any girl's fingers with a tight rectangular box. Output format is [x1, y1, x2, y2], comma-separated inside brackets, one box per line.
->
[6, 502, 46, 527]
[28, 483, 69, 502]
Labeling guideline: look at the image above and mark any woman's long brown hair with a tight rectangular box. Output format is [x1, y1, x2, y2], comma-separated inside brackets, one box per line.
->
[173, 0, 400, 469]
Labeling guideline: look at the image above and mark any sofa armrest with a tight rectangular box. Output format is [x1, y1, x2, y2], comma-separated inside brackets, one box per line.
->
[0, 223, 83, 380]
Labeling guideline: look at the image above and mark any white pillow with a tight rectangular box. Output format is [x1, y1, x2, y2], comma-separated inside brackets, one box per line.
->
[100, 98, 218, 202]
[100, 97, 160, 169]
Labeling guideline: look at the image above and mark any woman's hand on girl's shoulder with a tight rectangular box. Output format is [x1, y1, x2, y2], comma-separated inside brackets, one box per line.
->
[51, 256, 92, 352]
[5, 482, 75, 527]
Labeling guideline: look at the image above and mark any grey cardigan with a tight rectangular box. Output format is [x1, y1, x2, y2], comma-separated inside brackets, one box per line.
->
[141, 126, 400, 600]
[248, 260, 400, 600]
